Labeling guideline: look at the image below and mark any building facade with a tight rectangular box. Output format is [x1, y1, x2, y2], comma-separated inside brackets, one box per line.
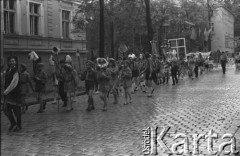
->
[1, 0, 87, 75]
[211, 5, 235, 53]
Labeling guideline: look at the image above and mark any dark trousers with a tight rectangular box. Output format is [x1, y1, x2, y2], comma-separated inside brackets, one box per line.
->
[194, 66, 199, 78]
[58, 81, 67, 103]
[4, 104, 21, 127]
[221, 61, 226, 74]
[171, 69, 178, 85]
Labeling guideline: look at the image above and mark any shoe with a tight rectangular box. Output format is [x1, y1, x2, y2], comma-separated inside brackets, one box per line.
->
[67, 108, 73, 112]
[13, 126, 21, 132]
[37, 109, 44, 113]
[147, 94, 152, 98]
[86, 106, 91, 112]
[8, 125, 16, 132]
[102, 108, 107, 111]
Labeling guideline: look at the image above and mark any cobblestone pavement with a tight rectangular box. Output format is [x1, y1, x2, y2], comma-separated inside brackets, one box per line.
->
[1, 68, 240, 156]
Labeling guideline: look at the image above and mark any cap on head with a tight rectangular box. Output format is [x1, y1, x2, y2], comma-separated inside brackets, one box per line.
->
[65, 55, 72, 63]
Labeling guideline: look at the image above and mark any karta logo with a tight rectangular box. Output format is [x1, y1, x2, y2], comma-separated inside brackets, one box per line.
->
[142, 127, 239, 155]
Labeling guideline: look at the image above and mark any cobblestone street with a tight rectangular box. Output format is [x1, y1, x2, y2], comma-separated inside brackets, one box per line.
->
[1, 68, 240, 156]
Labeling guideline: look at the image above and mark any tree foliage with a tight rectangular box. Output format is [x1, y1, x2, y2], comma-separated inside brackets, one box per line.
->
[73, 0, 239, 58]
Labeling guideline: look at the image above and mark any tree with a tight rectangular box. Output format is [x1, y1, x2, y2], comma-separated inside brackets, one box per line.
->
[99, 0, 105, 57]
[144, 0, 154, 53]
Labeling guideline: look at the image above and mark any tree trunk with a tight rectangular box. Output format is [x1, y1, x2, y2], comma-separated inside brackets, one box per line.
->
[110, 0, 114, 58]
[110, 21, 114, 58]
[144, 0, 153, 53]
[99, 0, 105, 57]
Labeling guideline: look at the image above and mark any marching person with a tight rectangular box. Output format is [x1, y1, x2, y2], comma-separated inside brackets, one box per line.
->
[144, 53, 155, 97]
[19, 63, 34, 113]
[138, 53, 147, 93]
[49, 55, 58, 104]
[63, 55, 77, 112]
[129, 54, 139, 94]
[151, 54, 160, 85]
[81, 60, 97, 112]
[171, 55, 178, 85]
[120, 60, 132, 105]
[97, 58, 111, 111]
[107, 58, 119, 104]
[194, 54, 199, 78]
[33, 63, 47, 113]
[198, 53, 204, 75]
[188, 55, 195, 80]
[158, 57, 165, 84]
[3, 56, 22, 132]
[163, 59, 171, 84]
[220, 51, 227, 74]
[56, 59, 68, 107]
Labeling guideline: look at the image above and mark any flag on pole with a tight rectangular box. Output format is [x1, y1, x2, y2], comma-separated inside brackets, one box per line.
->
[190, 27, 197, 40]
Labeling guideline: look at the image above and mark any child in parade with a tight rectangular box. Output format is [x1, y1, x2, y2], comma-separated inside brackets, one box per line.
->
[188, 55, 195, 80]
[138, 53, 147, 93]
[163, 59, 171, 85]
[81, 60, 97, 112]
[33, 63, 47, 113]
[97, 58, 111, 111]
[19, 63, 34, 113]
[62, 55, 77, 112]
[158, 57, 165, 84]
[171, 56, 179, 85]
[129, 54, 139, 94]
[144, 53, 155, 97]
[120, 60, 132, 105]
[198, 53, 204, 75]
[107, 58, 119, 104]
[56, 59, 68, 107]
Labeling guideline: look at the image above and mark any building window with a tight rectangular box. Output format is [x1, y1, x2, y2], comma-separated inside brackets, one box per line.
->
[29, 2, 40, 35]
[3, 0, 16, 34]
[62, 10, 70, 38]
